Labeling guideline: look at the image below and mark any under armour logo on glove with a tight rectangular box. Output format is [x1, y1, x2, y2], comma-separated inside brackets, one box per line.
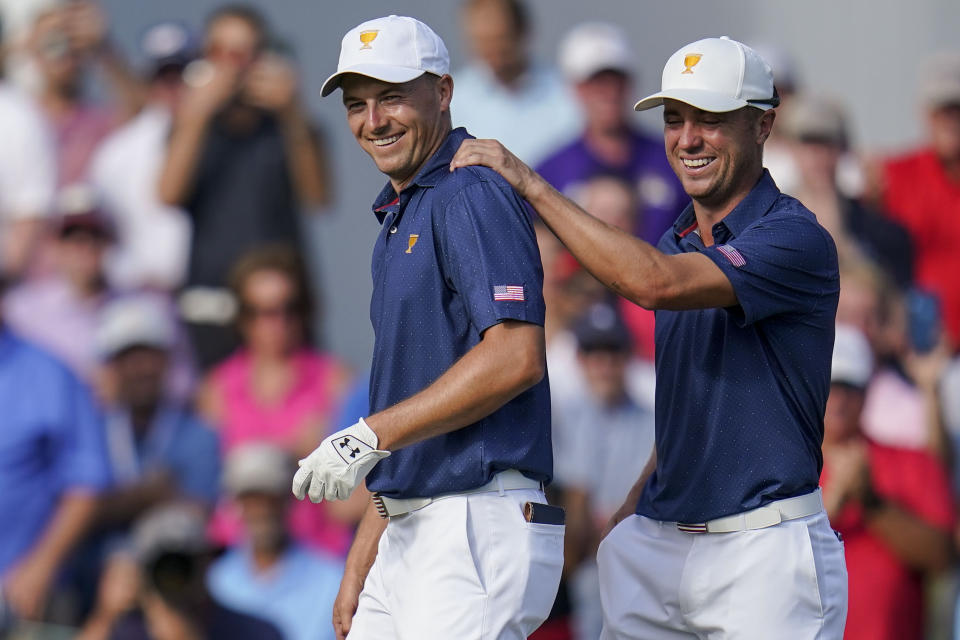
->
[292, 418, 390, 503]
[337, 436, 363, 460]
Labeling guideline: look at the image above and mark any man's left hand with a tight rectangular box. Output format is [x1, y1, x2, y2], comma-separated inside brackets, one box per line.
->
[292, 418, 389, 503]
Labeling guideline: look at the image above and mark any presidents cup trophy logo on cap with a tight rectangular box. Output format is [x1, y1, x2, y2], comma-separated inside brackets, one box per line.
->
[359, 30, 379, 50]
[681, 53, 702, 74]
[320, 15, 450, 97]
[634, 36, 778, 113]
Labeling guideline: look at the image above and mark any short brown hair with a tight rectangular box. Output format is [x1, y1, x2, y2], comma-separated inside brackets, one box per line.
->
[228, 244, 314, 334]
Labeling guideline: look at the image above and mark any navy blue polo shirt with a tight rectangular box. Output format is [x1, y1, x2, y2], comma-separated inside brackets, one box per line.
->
[636, 170, 839, 523]
[365, 127, 551, 499]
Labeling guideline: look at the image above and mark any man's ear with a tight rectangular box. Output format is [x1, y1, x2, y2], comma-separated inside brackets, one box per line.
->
[757, 108, 776, 145]
[437, 74, 454, 112]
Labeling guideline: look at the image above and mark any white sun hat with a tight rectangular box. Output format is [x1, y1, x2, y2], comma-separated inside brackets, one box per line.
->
[830, 324, 874, 389]
[559, 22, 635, 83]
[634, 36, 779, 113]
[321, 15, 450, 97]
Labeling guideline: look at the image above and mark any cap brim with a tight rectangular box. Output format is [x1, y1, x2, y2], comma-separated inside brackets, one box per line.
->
[634, 88, 757, 113]
[321, 64, 427, 97]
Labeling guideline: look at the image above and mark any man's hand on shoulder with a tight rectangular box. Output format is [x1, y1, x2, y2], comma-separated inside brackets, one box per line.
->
[450, 139, 545, 201]
[292, 418, 389, 503]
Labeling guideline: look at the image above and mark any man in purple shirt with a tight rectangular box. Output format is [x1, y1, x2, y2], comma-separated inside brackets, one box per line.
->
[537, 22, 686, 244]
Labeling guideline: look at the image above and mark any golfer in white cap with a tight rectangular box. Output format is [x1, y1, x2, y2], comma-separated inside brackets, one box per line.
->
[296, 15, 562, 640]
[454, 36, 847, 638]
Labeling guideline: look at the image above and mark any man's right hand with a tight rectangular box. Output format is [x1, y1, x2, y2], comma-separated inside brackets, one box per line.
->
[333, 571, 365, 640]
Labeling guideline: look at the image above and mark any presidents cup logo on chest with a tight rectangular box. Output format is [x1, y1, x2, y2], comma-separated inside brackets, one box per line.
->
[406, 234, 419, 254]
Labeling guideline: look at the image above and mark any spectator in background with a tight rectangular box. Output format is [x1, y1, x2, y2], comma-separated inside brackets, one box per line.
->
[858, 279, 953, 461]
[0, 16, 57, 280]
[552, 302, 655, 640]
[21, 0, 141, 186]
[822, 324, 953, 640]
[576, 175, 657, 362]
[208, 444, 343, 640]
[92, 295, 220, 533]
[881, 52, 960, 348]
[451, 0, 580, 166]
[83, 503, 282, 640]
[0, 288, 109, 624]
[199, 246, 358, 557]
[157, 4, 332, 369]
[782, 94, 913, 289]
[540, 177, 656, 408]
[89, 21, 195, 292]
[3, 184, 114, 382]
[537, 22, 686, 245]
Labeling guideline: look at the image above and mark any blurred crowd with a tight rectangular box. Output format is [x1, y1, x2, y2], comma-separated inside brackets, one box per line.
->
[0, 1, 959, 639]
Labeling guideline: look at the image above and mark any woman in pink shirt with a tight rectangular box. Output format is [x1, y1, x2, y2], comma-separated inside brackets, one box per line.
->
[200, 245, 364, 556]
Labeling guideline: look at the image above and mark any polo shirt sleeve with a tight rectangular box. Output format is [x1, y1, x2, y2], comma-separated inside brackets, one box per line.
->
[437, 179, 546, 333]
[54, 373, 111, 493]
[702, 212, 838, 326]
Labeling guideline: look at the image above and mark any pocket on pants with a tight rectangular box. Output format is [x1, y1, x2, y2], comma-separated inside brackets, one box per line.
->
[519, 519, 565, 635]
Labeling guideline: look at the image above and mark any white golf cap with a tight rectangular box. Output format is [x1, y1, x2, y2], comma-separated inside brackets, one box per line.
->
[223, 443, 293, 497]
[634, 36, 778, 113]
[919, 51, 960, 109]
[96, 294, 175, 360]
[321, 15, 450, 97]
[559, 22, 634, 83]
[831, 324, 874, 389]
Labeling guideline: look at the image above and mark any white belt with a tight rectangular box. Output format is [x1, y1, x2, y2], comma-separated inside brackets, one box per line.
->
[372, 470, 541, 519]
[676, 489, 823, 534]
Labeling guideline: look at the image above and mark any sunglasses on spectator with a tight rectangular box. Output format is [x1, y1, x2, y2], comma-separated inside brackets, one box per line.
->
[240, 300, 302, 320]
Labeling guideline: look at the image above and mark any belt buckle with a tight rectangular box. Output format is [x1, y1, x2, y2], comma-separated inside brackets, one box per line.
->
[676, 522, 708, 534]
[372, 493, 389, 519]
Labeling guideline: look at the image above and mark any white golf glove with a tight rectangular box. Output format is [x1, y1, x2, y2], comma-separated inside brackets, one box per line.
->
[292, 418, 390, 503]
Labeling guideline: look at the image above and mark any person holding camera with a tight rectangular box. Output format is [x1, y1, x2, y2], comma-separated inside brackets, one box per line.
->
[157, 5, 332, 370]
[78, 504, 282, 640]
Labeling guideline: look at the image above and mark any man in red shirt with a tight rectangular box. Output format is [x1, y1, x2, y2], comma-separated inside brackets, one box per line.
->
[882, 53, 960, 347]
[822, 325, 954, 640]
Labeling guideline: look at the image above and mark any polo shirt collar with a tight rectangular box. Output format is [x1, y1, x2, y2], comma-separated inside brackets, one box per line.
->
[372, 127, 472, 224]
[672, 169, 780, 241]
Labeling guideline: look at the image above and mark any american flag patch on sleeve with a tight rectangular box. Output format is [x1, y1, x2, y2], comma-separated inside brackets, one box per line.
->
[493, 285, 525, 301]
[717, 244, 746, 267]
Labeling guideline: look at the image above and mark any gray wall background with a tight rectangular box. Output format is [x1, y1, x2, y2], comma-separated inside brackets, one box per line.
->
[98, 0, 960, 370]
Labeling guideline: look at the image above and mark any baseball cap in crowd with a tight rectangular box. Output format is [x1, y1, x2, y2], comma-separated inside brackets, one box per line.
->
[559, 22, 634, 83]
[573, 302, 632, 352]
[321, 15, 449, 97]
[56, 183, 114, 240]
[634, 36, 778, 113]
[131, 503, 211, 566]
[223, 443, 293, 497]
[96, 295, 175, 360]
[780, 94, 848, 148]
[831, 324, 874, 389]
[139, 20, 197, 76]
[919, 51, 960, 109]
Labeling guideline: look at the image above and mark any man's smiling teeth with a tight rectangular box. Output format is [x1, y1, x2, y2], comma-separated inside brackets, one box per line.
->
[682, 157, 714, 168]
[373, 134, 403, 147]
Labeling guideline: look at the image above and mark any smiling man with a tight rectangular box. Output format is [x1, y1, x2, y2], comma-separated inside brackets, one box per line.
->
[292, 15, 562, 640]
[452, 36, 847, 638]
